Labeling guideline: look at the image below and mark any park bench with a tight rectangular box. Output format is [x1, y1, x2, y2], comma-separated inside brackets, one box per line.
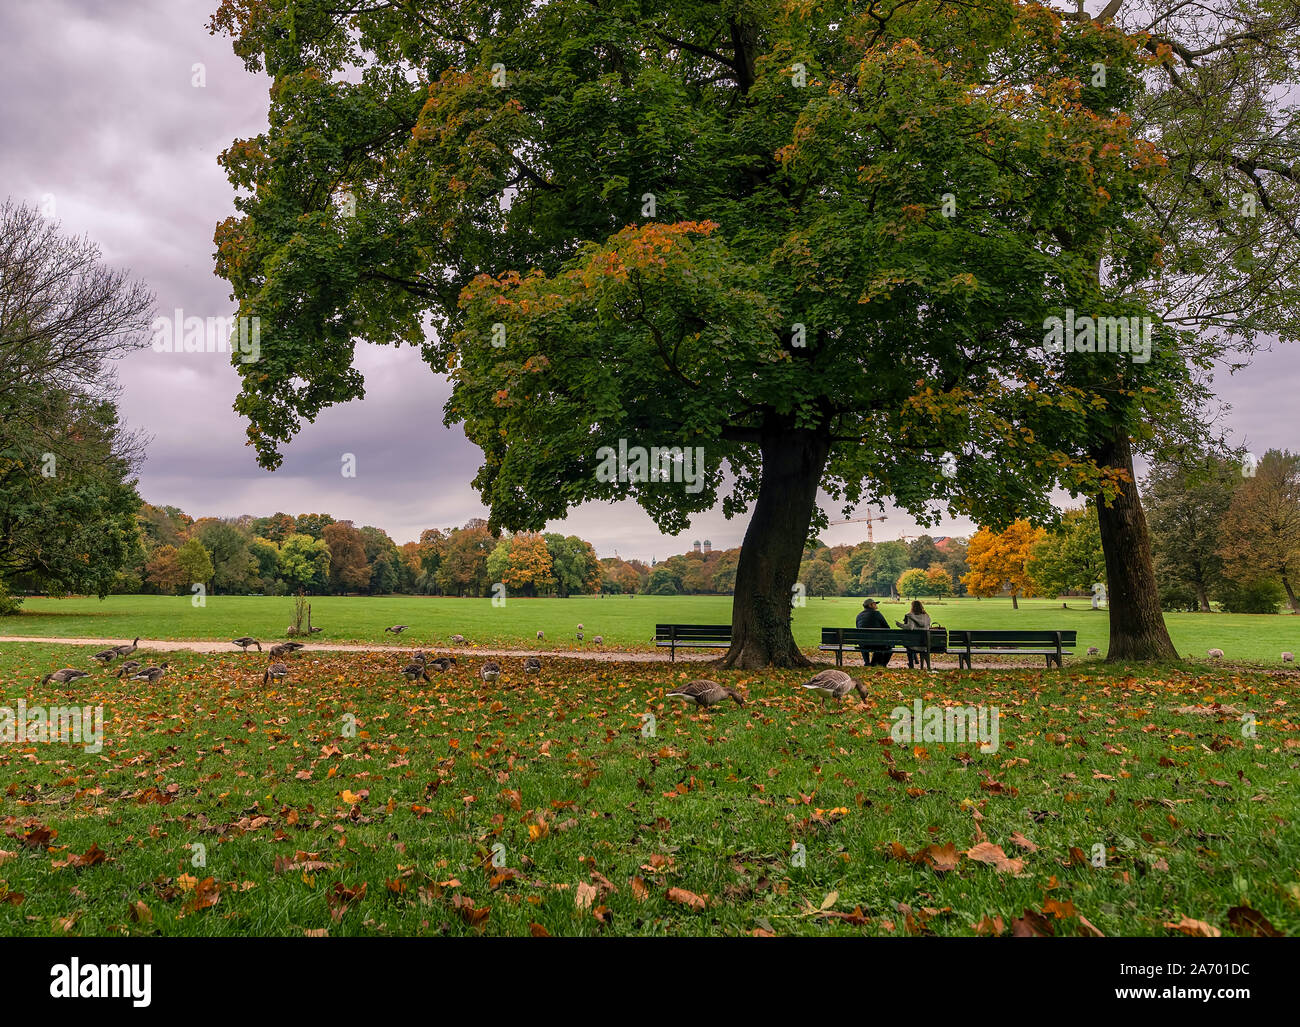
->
[948, 629, 1076, 669]
[655, 623, 732, 661]
[819, 627, 948, 669]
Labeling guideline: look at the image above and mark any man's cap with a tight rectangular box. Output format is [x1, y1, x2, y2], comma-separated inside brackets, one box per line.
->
[863, 598, 878, 607]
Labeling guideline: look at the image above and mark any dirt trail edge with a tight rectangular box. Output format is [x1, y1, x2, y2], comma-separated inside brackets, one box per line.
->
[0, 635, 721, 662]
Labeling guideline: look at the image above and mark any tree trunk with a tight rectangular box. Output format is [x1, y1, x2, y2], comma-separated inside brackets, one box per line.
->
[1011, 592, 1019, 610]
[1281, 574, 1299, 613]
[1091, 429, 1178, 660]
[722, 426, 830, 669]
[1195, 582, 1211, 614]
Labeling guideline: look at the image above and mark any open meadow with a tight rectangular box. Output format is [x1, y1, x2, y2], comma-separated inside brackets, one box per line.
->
[5, 594, 1300, 664]
[1, 639, 1297, 937]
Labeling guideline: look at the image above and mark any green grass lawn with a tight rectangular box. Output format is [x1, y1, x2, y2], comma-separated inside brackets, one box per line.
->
[1, 641, 1297, 937]
[3, 594, 1299, 663]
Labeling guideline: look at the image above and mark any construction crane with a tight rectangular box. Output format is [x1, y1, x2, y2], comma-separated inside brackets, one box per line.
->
[829, 512, 887, 543]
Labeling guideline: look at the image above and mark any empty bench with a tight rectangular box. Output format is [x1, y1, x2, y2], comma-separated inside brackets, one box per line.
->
[820, 627, 948, 669]
[655, 623, 731, 661]
[949, 630, 1076, 669]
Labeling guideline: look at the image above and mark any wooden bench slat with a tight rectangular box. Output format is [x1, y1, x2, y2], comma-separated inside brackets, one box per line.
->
[654, 623, 732, 661]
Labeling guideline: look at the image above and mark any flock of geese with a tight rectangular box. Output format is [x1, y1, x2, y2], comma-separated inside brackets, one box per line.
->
[41, 637, 170, 685]
[666, 669, 868, 710]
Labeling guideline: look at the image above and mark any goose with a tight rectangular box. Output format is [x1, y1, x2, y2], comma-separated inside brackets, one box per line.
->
[800, 669, 867, 706]
[480, 661, 501, 683]
[41, 668, 91, 684]
[114, 637, 141, 656]
[385, 625, 408, 634]
[1207, 648, 1225, 660]
[450, 634, 466, 644]
[90, 647, 119, 665]
[115, 660, 142, 678]
[537, 630, 544, 640]
[401, 659, 431, 682]
[576, 631, 584, 642]
[666, 680, 745, 709]
[429, 656, 457, 672]
[269, 641, 304, 659]
[592, 635, 603, 646]
[1283, 652, 1294, 663]
[309, 626, 323, 634]
[232, 637, 262, 652]
[576, 623, 584, 631]
[524, 656, 541, 674]
[1086, 646, 1101, 656]
[131, 663, 169, 684]
[262, 662, 288, 685]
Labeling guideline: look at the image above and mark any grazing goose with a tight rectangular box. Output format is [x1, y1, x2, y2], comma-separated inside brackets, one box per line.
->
[115, 660, 142, 678]
[450, 634, 466, 644]
[480, 661, 501, 683]
[1283, 652, 1294, 663]
[666, 679, 745, 709]
[401, 659, 432, 682]
[1086, 646, 1101, 656]
[429, 656, 457, 672]
[232, 637, 262, 652]
[41, 668, 91, 685]
[309, 626, 323, 634]
[385, 625, 408, 634]
[262, 662, 288, 685]
[537, 630, 544, 640]
[131, 663, 169, 684]
[115, 637, 141, 656]
[576, 631, 584, 642]
[800, 669, 867, 706]
[524, 656, 541, 674]
[269, 641, 304, 659]
[1207, 648, 1225, 660]
[576, 623, 584, 631]
[592, 635, 603, 646]
[91, 647, 119, 665]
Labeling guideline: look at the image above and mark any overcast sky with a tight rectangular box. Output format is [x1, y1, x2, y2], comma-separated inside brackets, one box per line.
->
[3, 0, 1297, 560]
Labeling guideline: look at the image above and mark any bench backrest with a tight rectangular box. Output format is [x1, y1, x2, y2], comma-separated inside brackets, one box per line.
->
[655, 623, 733, 642]
[820, 627, 946, 650]
[950, 630, 1077, 648]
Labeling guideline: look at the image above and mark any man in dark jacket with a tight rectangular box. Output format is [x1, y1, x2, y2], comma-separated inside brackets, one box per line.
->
[856, 598, 893, 666]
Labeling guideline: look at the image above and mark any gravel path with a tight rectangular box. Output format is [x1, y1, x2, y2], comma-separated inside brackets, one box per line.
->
[0, 635, 721, 662]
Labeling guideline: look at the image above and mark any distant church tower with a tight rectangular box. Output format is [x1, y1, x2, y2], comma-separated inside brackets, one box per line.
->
[693, 540, 702, 554]
[702, 539, 712, 554]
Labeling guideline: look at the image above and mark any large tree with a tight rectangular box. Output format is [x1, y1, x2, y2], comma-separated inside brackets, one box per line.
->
[1062, 0, 1300, 657]
[1143, 456, 1236, 612]
[1218, 450, 1300, 611]
[214, 0, 1189, 665]
[0, 200, 150, 607]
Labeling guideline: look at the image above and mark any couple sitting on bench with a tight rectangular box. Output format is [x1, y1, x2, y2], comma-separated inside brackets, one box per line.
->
[856, 598, 932, 668]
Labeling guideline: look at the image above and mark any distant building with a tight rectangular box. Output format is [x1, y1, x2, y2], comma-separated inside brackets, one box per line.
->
[693, 540, 702, 553]
[702, 539, 712, 554]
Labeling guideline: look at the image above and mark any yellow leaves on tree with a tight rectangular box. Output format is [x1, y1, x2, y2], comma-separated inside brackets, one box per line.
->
[962, 520, 1045, 608]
